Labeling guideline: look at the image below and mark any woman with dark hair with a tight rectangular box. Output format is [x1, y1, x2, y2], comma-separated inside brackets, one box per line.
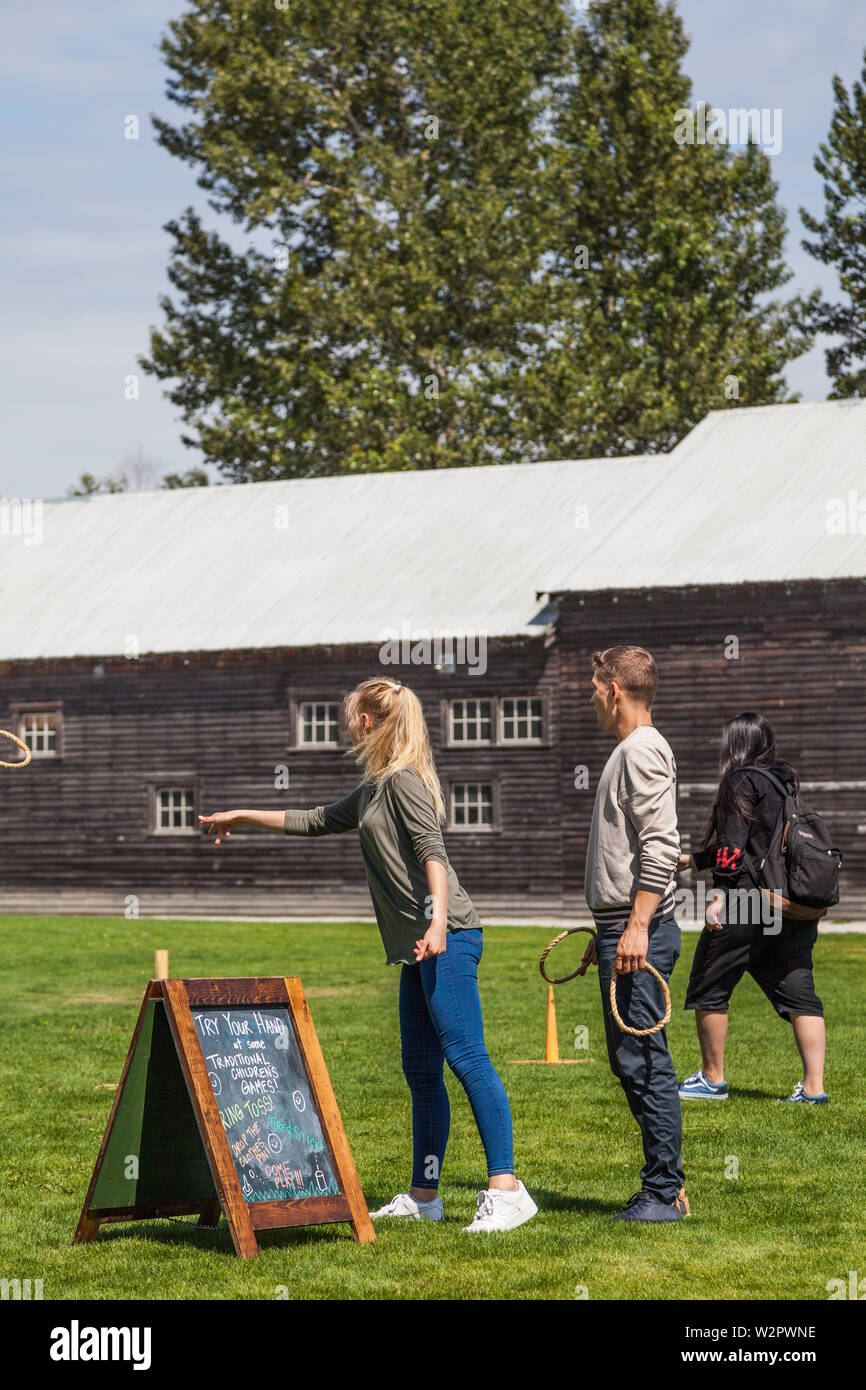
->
[678, 713, 828, 1105]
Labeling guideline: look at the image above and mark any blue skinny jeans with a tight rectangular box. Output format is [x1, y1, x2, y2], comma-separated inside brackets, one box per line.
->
[399, 927, 514, 1187]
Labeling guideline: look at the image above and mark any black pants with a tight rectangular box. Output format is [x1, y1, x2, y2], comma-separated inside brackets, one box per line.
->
[684, 920, 823, 1021]
[596, 915, 685, 1203]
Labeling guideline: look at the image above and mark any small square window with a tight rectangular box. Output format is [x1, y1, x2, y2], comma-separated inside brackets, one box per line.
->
[449, 699, 492, 744]
[500, 697, 543, 743]
[299, 701, 340, 748]
[156, 788, 196, 833]
[19, 711, 59, 758]
[450, 783, 493, 829]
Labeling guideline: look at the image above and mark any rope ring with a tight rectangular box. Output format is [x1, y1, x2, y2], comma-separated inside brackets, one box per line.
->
[609, 963, 671, 1037]
[539, 926, 671, 1035]
[0, 729, 31, 769]
[539, 925, 597, 984]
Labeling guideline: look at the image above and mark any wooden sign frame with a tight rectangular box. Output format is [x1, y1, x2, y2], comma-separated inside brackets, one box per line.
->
[74, 976, 375, 1258]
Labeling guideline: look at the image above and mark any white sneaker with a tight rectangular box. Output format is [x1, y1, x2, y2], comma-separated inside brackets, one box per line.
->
[369, 1192, 444, 1221]
[462, 1181, 538, 1233]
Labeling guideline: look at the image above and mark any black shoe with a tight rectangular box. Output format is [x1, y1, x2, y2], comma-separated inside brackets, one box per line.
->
[610, 1191, 683, 1223]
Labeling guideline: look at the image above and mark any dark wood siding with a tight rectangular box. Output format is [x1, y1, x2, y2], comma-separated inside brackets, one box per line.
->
[1, 576, 863, 918]
[0, 639, 563, 918]
[555, 578, 866, 917]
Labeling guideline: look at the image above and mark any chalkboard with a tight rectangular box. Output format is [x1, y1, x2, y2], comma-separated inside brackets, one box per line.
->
[192, 1005, 341, 1203]
[75, 977, 374, 1258]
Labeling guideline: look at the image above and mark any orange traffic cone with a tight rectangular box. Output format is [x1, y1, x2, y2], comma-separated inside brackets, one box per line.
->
[509, 984, 593, 1065]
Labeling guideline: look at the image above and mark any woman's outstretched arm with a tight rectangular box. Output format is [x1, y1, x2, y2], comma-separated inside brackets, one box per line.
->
[198, 810, 285, 844]
[200, 786, 365, 845]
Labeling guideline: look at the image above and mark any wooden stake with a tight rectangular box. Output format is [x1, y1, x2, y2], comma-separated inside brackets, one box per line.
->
[544, 985, 559, 1062]
[154, 949, 169, 980]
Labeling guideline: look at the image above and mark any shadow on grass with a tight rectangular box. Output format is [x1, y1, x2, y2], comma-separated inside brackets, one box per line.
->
[440, 1180, 617, 1214]
[531, 1189, 618, 1215]
[89, 1218, 350, 1256]
[724, 1087, 789, 1101]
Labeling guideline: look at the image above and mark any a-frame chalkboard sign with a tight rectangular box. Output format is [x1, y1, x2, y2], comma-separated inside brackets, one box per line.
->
[74, 977, 375, 1258]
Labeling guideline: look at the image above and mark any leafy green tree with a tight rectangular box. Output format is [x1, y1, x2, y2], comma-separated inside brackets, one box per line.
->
[142, 0, 570, 476]
[67, 447, 208, 495]
[67, 472, 129, 496]
[142, 0, 812, 474]
[801, 56, 866, 398]
[523, 0, 814, 456]
[162, 467, 210, 488]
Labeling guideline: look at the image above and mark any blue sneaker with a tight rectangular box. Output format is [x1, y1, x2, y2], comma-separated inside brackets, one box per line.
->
[679, 1068, 728, 1101]
[610, 1191, 685, 1223]
[779, 1081, 828, 1105]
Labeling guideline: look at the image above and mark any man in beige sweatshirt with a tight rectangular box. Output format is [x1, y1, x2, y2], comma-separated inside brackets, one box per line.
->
[580, 645, 688, 1223]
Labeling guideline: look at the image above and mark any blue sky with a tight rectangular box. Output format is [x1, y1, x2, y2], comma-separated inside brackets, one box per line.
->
[2, 0, 864, 498]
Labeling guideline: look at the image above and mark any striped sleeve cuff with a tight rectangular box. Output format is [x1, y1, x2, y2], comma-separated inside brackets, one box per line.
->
[637, 871, 673, 895]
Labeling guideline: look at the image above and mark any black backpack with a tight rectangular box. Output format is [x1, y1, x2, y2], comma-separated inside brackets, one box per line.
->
[741, 765, 842, 911]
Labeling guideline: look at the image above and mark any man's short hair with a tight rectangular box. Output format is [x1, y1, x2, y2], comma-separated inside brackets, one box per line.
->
[592, 645, 658, 708]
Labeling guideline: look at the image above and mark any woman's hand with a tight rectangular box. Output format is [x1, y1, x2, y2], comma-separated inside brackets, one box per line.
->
[198, 811, 241, 845]
[705, 892, 725, 931]
[764, 891, 827, 923]
[417, 859, 448, 961]
[677, 852, 695, 873]
[414, 922, 447, 962]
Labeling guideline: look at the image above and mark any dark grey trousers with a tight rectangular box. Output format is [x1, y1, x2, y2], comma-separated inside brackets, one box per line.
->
[595, 915, 685, 1202]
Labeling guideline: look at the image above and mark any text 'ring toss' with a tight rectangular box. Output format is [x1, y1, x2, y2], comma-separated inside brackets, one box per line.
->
[539, 926, 671, 1037]
[0, 730, 31, 769]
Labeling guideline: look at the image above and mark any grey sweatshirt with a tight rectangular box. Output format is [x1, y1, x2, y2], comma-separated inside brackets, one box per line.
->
[584, 724, 680, 920]
[282, 768, 481, 965]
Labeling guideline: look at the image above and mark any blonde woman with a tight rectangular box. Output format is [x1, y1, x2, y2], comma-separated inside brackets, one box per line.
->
[199, 677, 537, 1234]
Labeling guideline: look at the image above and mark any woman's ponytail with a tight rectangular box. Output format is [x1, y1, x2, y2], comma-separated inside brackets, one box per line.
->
[344, 678, 445, 821]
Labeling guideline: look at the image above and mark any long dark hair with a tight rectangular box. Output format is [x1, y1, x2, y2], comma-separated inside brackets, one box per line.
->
[700, 712, 797, 848]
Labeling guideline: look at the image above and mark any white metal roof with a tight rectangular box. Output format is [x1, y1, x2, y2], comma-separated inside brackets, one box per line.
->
[0, 400, 863, 660]
[542, 399, 866, 594]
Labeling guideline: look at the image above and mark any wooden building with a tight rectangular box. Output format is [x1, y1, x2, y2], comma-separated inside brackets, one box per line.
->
[1, 401, 864, 921]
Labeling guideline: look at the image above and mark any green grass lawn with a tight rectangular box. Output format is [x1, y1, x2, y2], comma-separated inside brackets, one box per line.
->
[1, 916, 863, 1301]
